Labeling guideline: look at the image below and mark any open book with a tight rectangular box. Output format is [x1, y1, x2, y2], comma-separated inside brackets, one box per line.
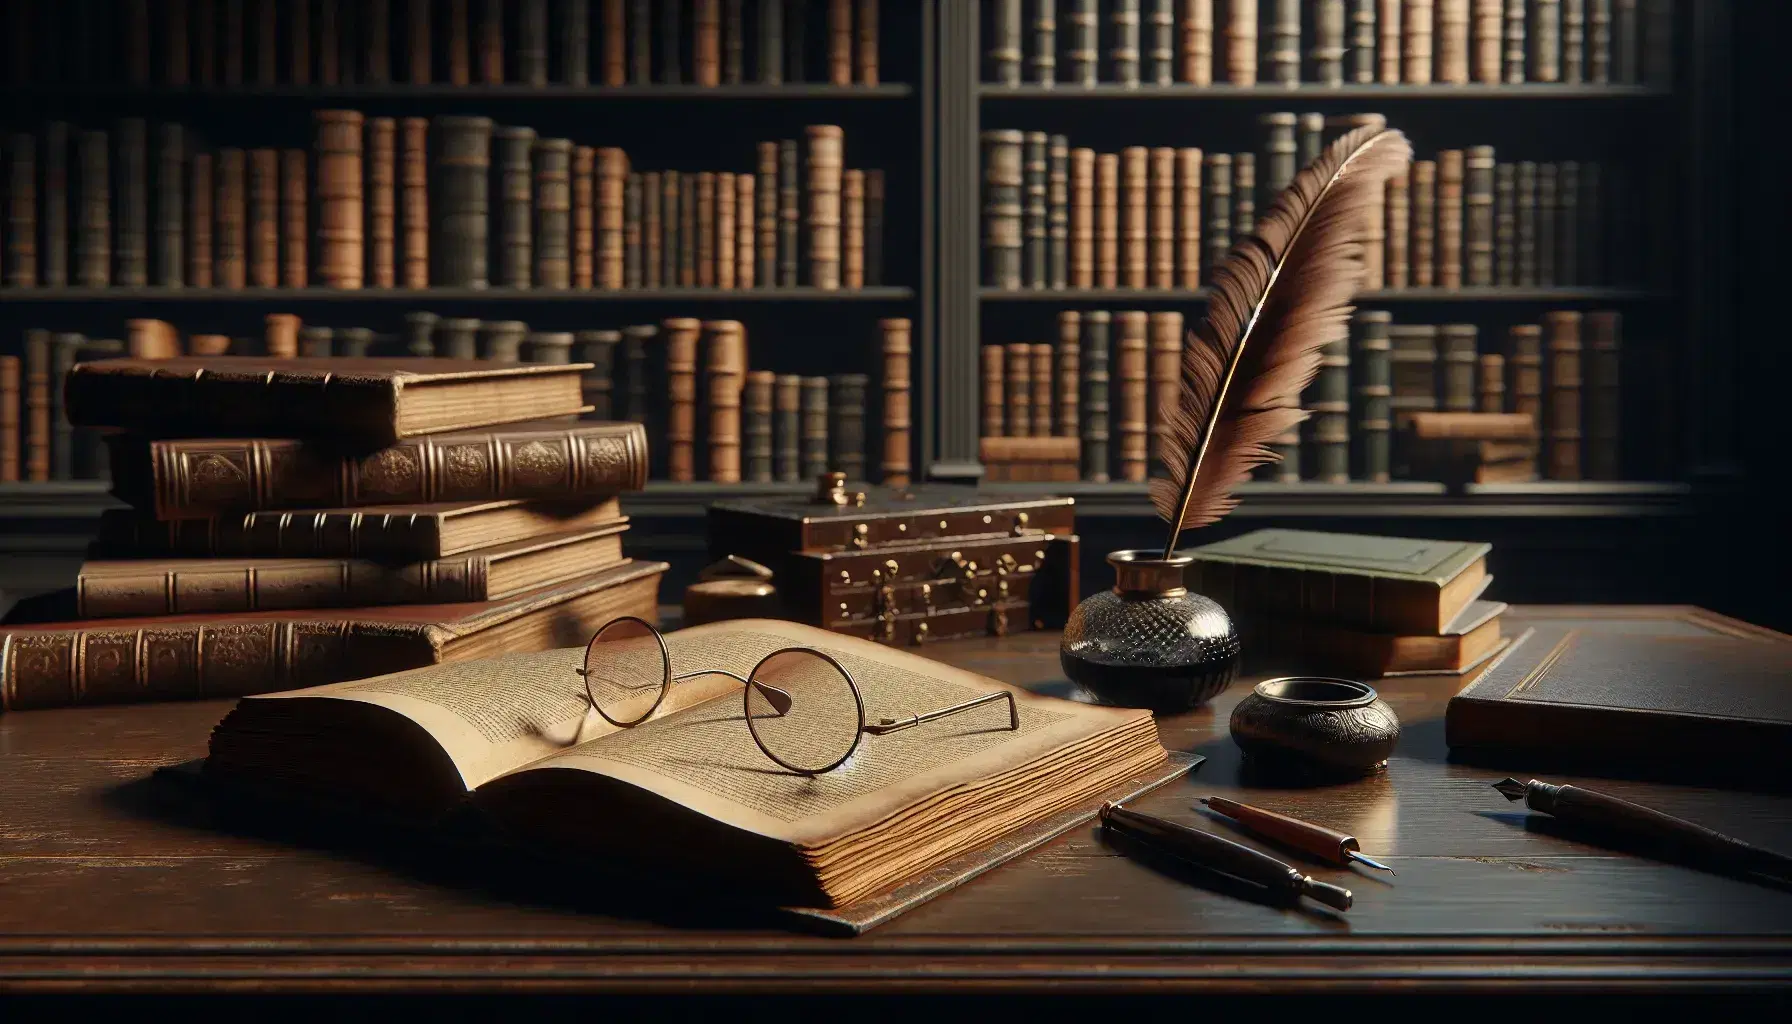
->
[206, 620, 1169, 909]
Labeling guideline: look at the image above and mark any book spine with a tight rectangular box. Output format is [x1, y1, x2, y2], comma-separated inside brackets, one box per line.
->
[199, 0, 221, 85]
[1056, 311, 1081, 437]
[248, 148, 280, 288]
[336, 327, 376, 358]
[1507, 322, 1542, 425]
[1578, 160, 1601, 285]
[76, 130, 110, 287]
[187, 152, 213, 287]
[637, 166, 658, 288]
[478, 320, 526, 362]
[1268, 0, 1299, 85]
[756, 0, 784, 82]
[1515, 160, 1537, 285]
[535, 138, 573, 290]
[695, 0, 721, 86]
[43, 122, 68, 287]
[0, 356, 17, 481]
[777, 140, 799, 287]
[1388, 325, 1439, 476]
[1031, 341, 1054, 437]
[1348, 0, 1376, 82]
[125, 317, 183, 359]
[1350, 310, 1392, 481]
[1493, 161, 1515, 285]
[744, 369, 775, 482]
[1503, 0, 1526, 81]
[1234, 152, 1255, 237]
[317, 0, 340, 85]
[1587, 0, 1610, 81]
[1440, 324, 1478, 411]
[1436, 149, 1463, 289]
[664, 317, 700, 481]
[752, 142, 775, 288]
[657, 171, 677, 287]
[981, 345, 1006, 438]
[445, 0, 466, 84]
[1532, 0, 1559, 81]
[1174, 147, 1202, 289]
[23, 330, 50, 481]
[297, 325, 334, 358]
[1313, 0, 1347, 86]
[1202, 152, 1231, 285]
[1409, 159, 1435, 288]
[477, 0, 503, 82]
[1478, 352, 1506, 412]
[784, 0, 806, 82]
[366, 0, 391, 83]
[827, 0, 851, 85]
[1096, 151, 1120, 287]
[1147, 311, 1181, 473]
[1536, 161, 1557, 286]
[678, 172, 696, 286]
[800, 376, 829, 478]
[496, 126, 536, 290]
[1584, 309, 1620, 479]
[1379, 0, 1403, 82]
[186, 334, 233, 357]
[1437, 0, 1469, 83]
[1556, 160, 1579, 286]
[840, 168, 862, 288]
[1383, 167, 1409, 288]
[660, 0, 683, 82]
[1070, 147, 1094, 288]
[714, 172, 735, 287]
[703, 320, 747, 482]
[991, 0, 1022, 85]
[1561, 0, 1584, 82]
[828, 374, 867, 479]
[432, 117, 491, 288]
[1543, 310, 1582, 479]
[553, 0, 586, 84]
[1404, 0, 1434, 82]
[404, 311, 438, 358]
[1473, 0, 1502, 80]
[1031, 0, 1057, 85]
[278, 149, 306, 289]
[407, 0, 431, 83]
[1113, 0, 1142, 87]
[806, 125, 844, 289]
[1613, 0, 1637, 83]
[314, 110, 365, 289]
[728, 0, 749, 83]
[1024, 132, 1048, 288]
[366, 119, 397, 288]
[1066, 0, 1098, 86]
[1079, 310, 1110, 481]
[1183, 0, 1214, 84]
[620, 324, 653, 425]
[625, 170, 645, 289]
[429, 314, 476, 359]
[774, 374, 801, 480]
[5, 134, 36, 287]
[863, 167, 882, 287]
[400, 119, 428, 288]
[880, 318, 912, 484]
[572, 329, 616, 416]
[982, 130, 1023, 289]
[1221, 0, 1256, 84]
[152, 125, 183, 288]
[1309, 332, 1351, 483]
[1148, 147, 1174, 289]
[1116, 311, 1148, 483]
[215, 147, 247, 289]
[1004, 342, 1032, 436]
[1262, 111, 1297, 197]
[696, 172, 716, 287]
[516, 0, 548, 85]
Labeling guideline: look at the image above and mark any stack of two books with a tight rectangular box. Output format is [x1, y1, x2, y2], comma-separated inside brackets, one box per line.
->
[1185, 529, 1509, 678]
[0, 357, 665, 714]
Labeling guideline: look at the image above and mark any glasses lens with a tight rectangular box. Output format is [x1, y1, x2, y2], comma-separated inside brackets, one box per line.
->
[583, 618, 669, 726]
[745, 649, 863, 774]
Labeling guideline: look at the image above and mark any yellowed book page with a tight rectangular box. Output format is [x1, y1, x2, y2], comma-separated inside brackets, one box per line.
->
[503, 619, 1153, 848]
[240, 645, 740, 790]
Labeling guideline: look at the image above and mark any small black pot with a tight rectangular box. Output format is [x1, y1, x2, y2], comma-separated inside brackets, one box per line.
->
[1229, 676, 1402, 776]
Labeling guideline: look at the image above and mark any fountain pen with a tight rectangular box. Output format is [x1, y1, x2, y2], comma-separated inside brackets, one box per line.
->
[1100, 801, 1354, 911]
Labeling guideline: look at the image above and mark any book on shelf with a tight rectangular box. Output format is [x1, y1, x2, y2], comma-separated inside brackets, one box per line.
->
[981, 345, 1005, 440]
[1202, 152, 1231, 285]
[828, 374, 868, 481]
[1543, 309, 1582, 480]
[799, 375, 829, 480]
[1584, 309, 1621, 480]
[1146, 310, 1181, 473]
[703, 319, 747, 483]
[774, 373, 802, 482]
[1078, 309, 1111, 482]
[1305, 331, 1352, 484]
[495, 125, 536, 289]
[981, 435, 1081, 482]
[1030, 340, 1054, 439]
[1114, 310, 1148, 483]
[744, 369, 775, 482]
[1004, 341, 1032, 438]
[1024, 133, 1048, 289]
[982, 130, 1023, 290]
[1349, 310, 1393, 483]
[1096, 151, 1119, 287]
[0, 356, 16, 481]
[880, 318, 912, 486]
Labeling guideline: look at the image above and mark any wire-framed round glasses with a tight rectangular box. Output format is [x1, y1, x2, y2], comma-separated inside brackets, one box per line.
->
[576, 616, 1019, 776]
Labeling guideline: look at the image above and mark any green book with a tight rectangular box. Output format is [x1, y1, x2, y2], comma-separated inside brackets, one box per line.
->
[1183, 529, 1492, 635]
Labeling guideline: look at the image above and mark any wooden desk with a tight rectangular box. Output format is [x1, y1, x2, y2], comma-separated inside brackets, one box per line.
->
[2, 606, 1790, 996]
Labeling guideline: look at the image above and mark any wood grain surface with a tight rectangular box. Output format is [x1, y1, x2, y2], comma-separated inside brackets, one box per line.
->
[2, 606, 1790, 995]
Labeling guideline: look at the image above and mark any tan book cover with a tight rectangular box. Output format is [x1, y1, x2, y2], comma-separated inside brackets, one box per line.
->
[981, 345, 1006, 439]
[1004, 343, 1033, 439]
[367, 119, 398, 287]
[1116, 311, 1149, 483]
[664, 318, 701, 482]
[314, 110, 365, 289]
[1121, 147, 1148, 289]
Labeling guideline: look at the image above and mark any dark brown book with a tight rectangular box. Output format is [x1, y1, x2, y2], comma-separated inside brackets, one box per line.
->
[735, 173, 756, 288]
[1494, 161, 1515, 286]
[625, 169, 646, 289]
[214, 147, 248, 289]
[1478, 352, 1506, 413]
[364, 0, 391, 83]
[248, 148, 279, 288]
[1095, 151, 1120, 287]
[1561, 0, 1584, 82]
[602, 0, 626, 85]
[1536, 161, 1557, 287]
[477, 0, 503, 82]
[745, 369, 775, 482]
[755, 142, 778, 287]
[0, 562, 667, 715]
[1542, 310, 1581, 480]
[399, 118, 428, 288]
[1069, 147, 1094, 288]
[1044, 138, 1068, 289]
[1584, 309, 1620, 480]
[76, 521, 632, 620]
[280, 149, 308, 288]
[841, 169, 863, 289]
[1445, 611, 1792, 779]
[757, 0, 785, 84]
[407, 0, 431, 83]
[660, 170, 682, 287]
[75, 129, 110, 287]
[1232, 151, 1255, 238]
[1464, 145, 1494, 286]
[981, 345, 1006, 439]
[703, 319, 748, 482]
[826, 0, 851, 85]
[1115, 311, 1148, 483]
[1031, 341, 1054, 438]
[152, 124, 183, 288]
[828, 374, 868, 480]
[660, 0, 684, 83]
[495, 126, 536, 290]
[571, 329, 617, 417]
[447, 0, 470, 84]
[1024, 133, 1049, 289]
[1507, 322, 1543, 423]
[1556, 160, 1579, 286]
[800, 375, 829, 479]
[778, 139, 799, 286]
[534, 138, 573, 290]
[1267, 0, 1299, 84]
[774, 374, 802, 481]
[1147, 311, 1181, 475]
[366, 120, 397, 288]
[574, 147, 597, 288]
[42, 121, 68, 287]
[1254, 597, 1509, 678]
[689, 0, 718, 86]
[1202, 152, 1231, 286]
[314, 110, 364, 289]
[23, 329, 51, 481]
[125, 318, 184, 360]
[723, 0, 746, 84]
[696, 172, 717, 287]
[663, 317, 700, 481]
[5, 133, 35, 287]
[806, 125, 844, 289]
[318, 0, 340, 84]
[979, 436, 1081, 483]
[593, 148, 622, 289]
[678, 172, 697, 287]
[1440, 323, 1478, 412]
[1410, 159, 1436, 288]
[1349, 309, 1392, 482]
[1404, 410, 1538, 440]
[0, 355, 17, 481]
[1177, 147, 1201, 289]
[1515, 160, 1537, 285]
[514, 0, 547, 85]
[1004, 342, 1033, 439]
[619, 324, 654, 427]
[1146, 147, 1173, 289]
[1056, 311, 1081, 438]
[1384, 166, 1410, 288]
[262, 313, 300, 359]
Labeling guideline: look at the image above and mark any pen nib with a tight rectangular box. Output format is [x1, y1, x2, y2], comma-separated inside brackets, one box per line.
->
[1492, 778, 1529, 802]
[1347, 850, 1397, 875]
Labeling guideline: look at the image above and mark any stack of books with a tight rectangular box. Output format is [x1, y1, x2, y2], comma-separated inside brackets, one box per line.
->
[1185, 528, 1509, 679]
[0, 354, 664, 715]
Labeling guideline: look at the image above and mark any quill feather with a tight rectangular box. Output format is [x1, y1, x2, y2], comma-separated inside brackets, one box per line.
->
[1153, 126, 1413, 557]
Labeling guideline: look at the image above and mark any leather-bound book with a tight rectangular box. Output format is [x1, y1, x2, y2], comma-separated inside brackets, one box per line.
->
[1268, 0, 1299, 85]
[1578, 160, 1602, 285]
[784, 0, 807, 82]
[1347, 0, 1376, 82]
[698, 317, 749, 480]
[42, 122, 68, 287]
[1065, 0, 1097, 86]
[828, 374, 868, 480]
[0, 562, 667, 715]
[314, 110, 365, 289]
[1502, 0, 1526, 81]
[1307, 330, 1351, 483]
[726, 0, 748, 84]
[1471, 0, 1501, 80]
[1459, 146, 1493, 286]
[402, 311, 438, 359]
[695, 0, 722, 86]
[597, 148, 627, 290]
[1031, 342, 1054, 437]
[880, 318, 912, 484]
[75, 129, 110, 287]
[982, 129, 1023, 289]
[744, 370, 775, 482]
[758, 0, 785, 83]
[573, 329, 618, 417]
[1045, 138, 1068, 289]
[1556, 160, 1579, 285]
[1383, 167, 1410, 288]
[298, 326, 335, 358]
[187, 334, 234, 357]
[516, 0, 548, 85]
[1506, 322, 1542, 424]
[1030, 0, 1057, 85]
[1112, 0, 1142, 87]
[1202, 152, 1231, 285]
[696, 172, 717, 287]
[1115, 311, 1149, 483]
[1440, 323, 1477, 411]
[1378, 0, 1403, 81]
[1005, 342, 1033, 437]
[1148, 147, 1174, 289]
[715, 173, 737, 287]
[1147, 311, 1182, 474]
[262, 313, 299, 359]
[363, 0, 390, 83]
[1023, 132, 1048, 289]
[777, 139, 800, 286]
[318, 0, 340, 84]
[990, 0, 1023, 85]
[1146, 0, 1176, 84]
[1531, 0, 1559, 81]
[1095, 151, 1119, 287]
[22, 330, 51, 480]
[1183, 0, 1214, 85]
[841, 168, 863, 289]
[1314, 0, 1347, 85]
[1079, 310, 1110, 480]
[405, 0, 430, 83]
[1388, 322, 1439, 426]
[1225, 0, 1257, 84]
[279, 149, 307, 288]
[774, 375, 802, 481]
[1349, 310, 1392, 481]
[981, 345, 1006, 438]
[634, 165, 654, 288]
[186, 152, 214, 287]
[1409, 159, 1435, 288]
[1515, 160, 1537, 285]
[1262, 112, 1297, 205]
[366, 120, 397, 289]
[805, 125, 844, 289]
[755, 142, 778, 287]
[215, 147, 248, 289]
[556, 0, 587, 84]
[1542, 310, 1581, 479]
[1583, 309, 1619, 479]
[660, 172, 682, 287]
[659, 0, 683, 82]
[826, 0, 851, 85]
[1493, 162, 1516, 285]
[1478, 352, 1506, 412]
[1586, 0, 1610, 81]
[1070, 147, 1094, 288]
[495, 126, 536, 290]
[0, 356, 17, 481]
[534, 138, 573, 290]
[1535, 162, 1557, 286]
[1614, 0, 1638, 83]
[620, 323, 655, 426]
[446, 0, 467, 84]
[1233, 153, 1254, 241]
[669, 171, 690, 286]
[1056, 311, 1080, 437]
[479, 320, 527, 363]
[1404, 0, 1433, 82]
[800, 376, 829, 478]
[5, 134, 35, 287]
[1437, 0, 1469, 82]
[248, 148, 279, 288]
[1561, 0, 1584, 82]
[524, 330, 574, 365]
[398, 119, 428, 289]
[1176, 147, 1201, 288]
[1436, 150, 1463, 289]
[148, 125, 183, 288]
[626, 170, 646, 289]
[337, 327, 378, 358]
[125, 318, 184, 360]
[747, 172, 767, 289]
[663, 317, 700, 481]
[602, 0, 626, 85]
[1298, 110, 1325, 166]
[478, 0, 503, 82]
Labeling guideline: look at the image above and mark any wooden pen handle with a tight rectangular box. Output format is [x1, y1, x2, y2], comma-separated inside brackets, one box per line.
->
[1205, 796, 1357, 865]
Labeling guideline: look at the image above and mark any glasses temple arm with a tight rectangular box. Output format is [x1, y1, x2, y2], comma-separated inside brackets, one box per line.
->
[863, 690, 1019, 736]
